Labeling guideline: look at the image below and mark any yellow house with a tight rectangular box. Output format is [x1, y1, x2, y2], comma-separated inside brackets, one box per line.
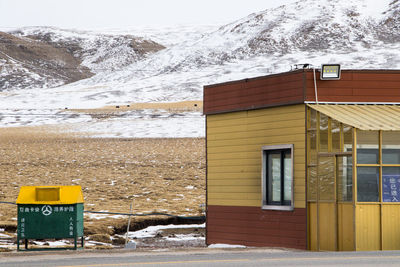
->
[204, 69, 400, 250]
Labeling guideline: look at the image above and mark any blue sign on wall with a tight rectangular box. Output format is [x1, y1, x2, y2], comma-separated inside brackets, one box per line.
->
[383, 175, 400, 202]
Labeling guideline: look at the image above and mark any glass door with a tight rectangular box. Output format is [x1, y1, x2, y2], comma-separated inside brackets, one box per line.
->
[317, 154, 353, 251]
[317, 155, 336, 251]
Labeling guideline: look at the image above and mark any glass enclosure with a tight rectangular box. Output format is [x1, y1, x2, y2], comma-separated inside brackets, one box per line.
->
[307, 106, 400, 251]
[307, 108, 400, 204]
[356, 130, 400, 203]
[307, 109, 353, 203]
[307, 107, 354, 251]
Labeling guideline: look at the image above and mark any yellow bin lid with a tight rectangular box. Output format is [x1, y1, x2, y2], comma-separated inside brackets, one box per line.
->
[16, 185, 84, 204]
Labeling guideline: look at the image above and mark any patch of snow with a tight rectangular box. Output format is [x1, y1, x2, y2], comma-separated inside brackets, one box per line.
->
[33, 240, 69, 247]
[85, 211, 125, 220]
[208, 243, 247, 249]
[85, 240, 113, 247]
[93, 24, 219, 47]
[64, 111, 204, 138]
[357, 0, 392, 19]
[128, 223, 205, 239]
[0, 109, 92, 128]
[164, 234, 205, 242]
[0, 109, 205, 138]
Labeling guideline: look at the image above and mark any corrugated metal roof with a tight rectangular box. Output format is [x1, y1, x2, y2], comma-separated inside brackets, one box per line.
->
[308, 104, 400, 131]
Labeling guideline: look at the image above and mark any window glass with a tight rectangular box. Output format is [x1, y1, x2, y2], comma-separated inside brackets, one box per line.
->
[308, 109, 317, 164]
[262, 145, 293, 209]
[332, 119, 341, 152]
[268, 152, 281, 203]
[357, 131, 379, 164]
[382, 132, 400, 164]
[343, 125, 352, 152]
[382, 167, 400, 202]
[309, 109, 317, 130]
[307, 166, 317, 201]
[318, 156, 335, 201]
[357, 167, 379, 202]
[283, 151, 292, 203]
[308, 130, 317, 165]
[337, 156, 353, 202]
[319, 113, 329, 152]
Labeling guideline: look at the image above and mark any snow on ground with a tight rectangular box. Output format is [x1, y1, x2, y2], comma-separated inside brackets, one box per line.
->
[164, 234, 204, 242]
[84, 211, 125, 220]
[0, 223, 206, 250]
[208, 244, 247, 249]
[0, 235, 113, 249]
[0, 109, 204, 138]
[128, 223, 205, 239]
[0, 109, 92, 127]
[93, 24, 220, 47]
[62, 111, 204, 138]
[32, 240, 69, 247]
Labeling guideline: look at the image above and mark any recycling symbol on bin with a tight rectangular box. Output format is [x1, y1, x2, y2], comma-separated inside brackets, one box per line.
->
[41, 205, 53, 216]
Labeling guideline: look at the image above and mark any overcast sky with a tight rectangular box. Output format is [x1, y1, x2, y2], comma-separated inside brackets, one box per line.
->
[0, 0, 296, 29]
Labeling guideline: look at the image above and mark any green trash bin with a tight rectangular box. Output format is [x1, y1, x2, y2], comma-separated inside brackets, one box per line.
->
[16, 186, 84, 251]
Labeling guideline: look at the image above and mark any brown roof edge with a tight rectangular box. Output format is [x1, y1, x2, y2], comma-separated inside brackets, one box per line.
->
[203, 69, 400, 90]
[203, 69, 306, 89]
[203, 68, 400, 115]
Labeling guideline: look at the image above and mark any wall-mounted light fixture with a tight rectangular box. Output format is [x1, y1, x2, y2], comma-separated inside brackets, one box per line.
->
[320, 64, 341, 80]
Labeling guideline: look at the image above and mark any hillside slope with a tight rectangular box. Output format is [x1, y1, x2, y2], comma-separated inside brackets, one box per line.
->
[0, 0, 399, 137]
[0, 28, 165, 90]
[0, 31, 92, 89]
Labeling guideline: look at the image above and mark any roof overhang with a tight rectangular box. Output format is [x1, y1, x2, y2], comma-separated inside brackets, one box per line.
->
[308, 104, 400, 131]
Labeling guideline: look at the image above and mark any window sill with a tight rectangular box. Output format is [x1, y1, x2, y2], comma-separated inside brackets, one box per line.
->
[261, 205, 294, 211]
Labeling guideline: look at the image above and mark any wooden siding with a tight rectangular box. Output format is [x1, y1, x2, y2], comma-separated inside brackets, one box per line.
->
[338, 203, 355, 251]
[353, 204, 400, 251]
[382, 205, 400, 250]
[305, 70, 400, 103]
[207, 205, 307, 249]
[356, 204, 381, 251]
[206, 104, 306, 208]
[204, 70, 305, 115]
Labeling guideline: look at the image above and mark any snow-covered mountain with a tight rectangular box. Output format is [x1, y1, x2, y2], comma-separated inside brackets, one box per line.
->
[0, 27, 164, 90]
[0, 0, 399, 137]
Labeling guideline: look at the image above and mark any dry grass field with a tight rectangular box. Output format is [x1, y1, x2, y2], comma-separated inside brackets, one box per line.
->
[0, 127, 205, 237]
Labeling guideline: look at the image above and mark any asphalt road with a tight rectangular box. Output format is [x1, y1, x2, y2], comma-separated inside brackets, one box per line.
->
[1, 248, 400, 267]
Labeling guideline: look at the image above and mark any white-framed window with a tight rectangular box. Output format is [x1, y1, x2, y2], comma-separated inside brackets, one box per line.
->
[262, 144, 294, 211]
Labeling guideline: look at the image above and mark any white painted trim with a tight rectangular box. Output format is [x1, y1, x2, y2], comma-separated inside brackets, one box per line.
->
[261, 144, 294, 211]
[305, 101, 400, 105]
[261, 205, 294, 211]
